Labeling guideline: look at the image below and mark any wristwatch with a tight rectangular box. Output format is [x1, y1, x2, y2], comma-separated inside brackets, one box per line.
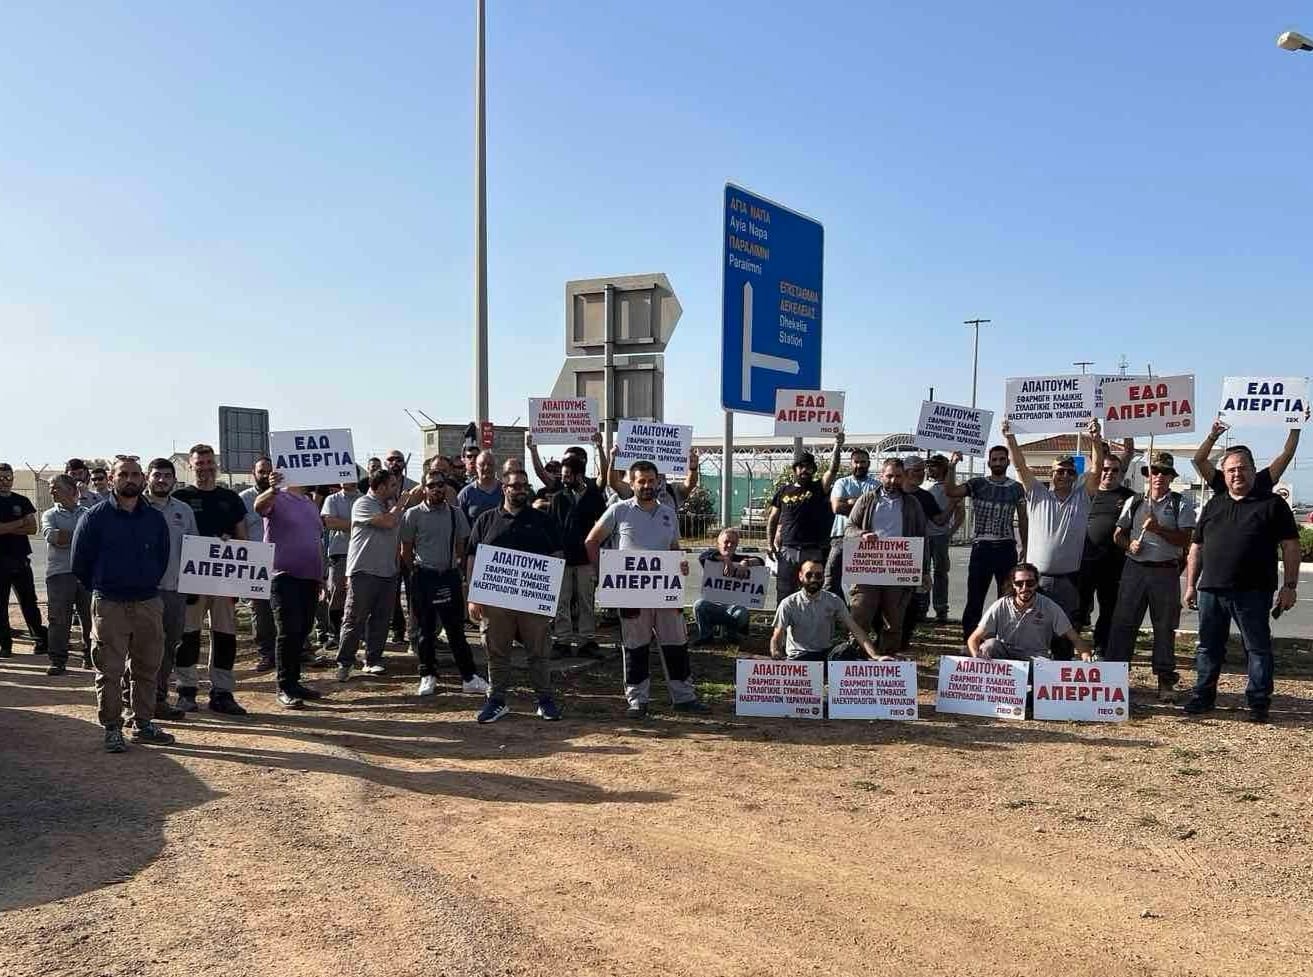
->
[1283, 582, 1298, 591]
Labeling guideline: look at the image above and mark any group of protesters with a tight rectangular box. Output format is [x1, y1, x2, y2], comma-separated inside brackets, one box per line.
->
[0, 413, 1303, 751]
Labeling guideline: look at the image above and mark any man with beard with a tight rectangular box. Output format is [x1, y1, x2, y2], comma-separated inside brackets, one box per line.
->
[942, 444, 1029, 642]
[319, 476, 360, 652]
[173, 444, 249, 716]
[898, 455, 948, 648]
[923, 455, 962, 623]
[967, 562, 1091, 661]
[65, 458, 98, 507]
[254, 472, 327, 709]
[384, 450, 419, 646]
[335, 470, 416, 681]
[843, 457, 929, 654]
[765, 436, 844, 603]
[70, 456, 174, 752]
[40, 475, 92, 674]
[586, 460, 707, 720]
[144, 458, 198, 719]
[239, 456, 277, 672]
[467, 468, 565, 722]
[1076, 448, 1135, 657]
[548, 454, 608, 658]
[771, 561, 882, 661]
[825, 447, 878, 597]
[0, 462, 48, 658]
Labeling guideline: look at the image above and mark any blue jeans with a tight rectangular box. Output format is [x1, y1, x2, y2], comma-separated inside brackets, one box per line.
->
[692, 599, 749, 642]
[1192, 589, 1275, 709]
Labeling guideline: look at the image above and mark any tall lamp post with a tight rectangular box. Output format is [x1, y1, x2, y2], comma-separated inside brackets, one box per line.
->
[1277, 30, 1312, 51]
[474, 0, 489, 426]
[964, 319, 991, 481]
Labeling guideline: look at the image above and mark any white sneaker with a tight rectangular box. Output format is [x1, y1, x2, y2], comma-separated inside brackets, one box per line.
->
[461, 675, 491, 695]
[417, 675, 439, 697]
[363, 664, 386, 676]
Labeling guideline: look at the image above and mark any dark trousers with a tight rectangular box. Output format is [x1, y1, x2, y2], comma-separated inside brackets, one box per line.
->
[412, 568, 478, 681]
[823, 539, 845, 599]
[777, 544, 828, 602]
[390, 573, 412, 640]
[252, 598, 276, 659]
[1077, 550, 1125, 651]
[0, 557, 47, 651]
[1192, 589, 1275, 710]
[271, 575, 318, 693]
[1040, 572, 1080, 661]
[901, 591, 930, 648]
[962, 540, 1017, 642]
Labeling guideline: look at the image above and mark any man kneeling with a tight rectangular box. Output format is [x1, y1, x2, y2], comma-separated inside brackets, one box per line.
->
[771, 561, 882, 662]
[967, 562, 1091, 661]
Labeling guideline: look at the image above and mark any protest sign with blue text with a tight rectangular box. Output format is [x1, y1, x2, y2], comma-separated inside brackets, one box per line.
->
[1004, 375, 1094, 435]
[178, 535, 275, 600]
[467, 544, 564, 617]
[699, 562, 769, 610]
[269, 428, 357, 486]
[914, 400, 994, 457]
[1217, 377, 1309, 429]
[595, 549, 686, 608]
[614, 420, 692, 476]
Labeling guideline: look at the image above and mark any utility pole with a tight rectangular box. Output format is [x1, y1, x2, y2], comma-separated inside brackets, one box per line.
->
[473, 0, 489, 426]
[963, 319, 990, 481]
[1073, 360, 1093, 466]
[1117, 354, 1129, 377]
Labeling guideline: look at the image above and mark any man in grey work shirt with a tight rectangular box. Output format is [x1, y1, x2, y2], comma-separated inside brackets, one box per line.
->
[320, 477, 359, 652]
[40, 475, 92, 674]
[1105, 451, 1196, 699]
[145, 457, 199, 719]
[771, 560, 881, 661]
[1003, 418, 1104, 660]
[967, 562, 1091, 661]
[238, 456, 276, 671]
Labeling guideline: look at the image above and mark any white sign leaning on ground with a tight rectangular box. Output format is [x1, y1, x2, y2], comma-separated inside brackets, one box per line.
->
[1031, 660, 1130, 723]
[699, 562, 769, 610]
[842, 536, 924, 586]
[1003, 375, 1094, 435]
[735, 659, 825, 719]
[1218, 377, 1309, 429]
[774, 389, 845, 437]
[827, 660, 919, 720]
[1101, 375, 1195, 438]
[614, 420, 693, 476]
[467, 544, 565, 617]
[269, 428, 357, 486]
[178, 535, 275, 600]
[914, 400, 994, 457]
[935, 655, 1029, 720]
[528, 397, 599, 444]
[595, 549, 686, 609]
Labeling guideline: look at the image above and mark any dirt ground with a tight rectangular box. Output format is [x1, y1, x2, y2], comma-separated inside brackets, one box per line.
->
[3, 618, 1312, 977]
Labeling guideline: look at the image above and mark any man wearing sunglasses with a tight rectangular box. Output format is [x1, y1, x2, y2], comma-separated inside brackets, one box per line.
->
[1075, 444, 1135, 657]
[771, 561, 882, 662]
[967, 563, 1090, 661]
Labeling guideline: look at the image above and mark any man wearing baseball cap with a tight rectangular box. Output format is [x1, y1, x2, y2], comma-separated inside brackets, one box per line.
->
[765, 435, 843, 602]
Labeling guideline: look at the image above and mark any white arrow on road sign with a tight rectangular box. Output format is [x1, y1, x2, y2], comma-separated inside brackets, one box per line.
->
[739, 281, 798, 403]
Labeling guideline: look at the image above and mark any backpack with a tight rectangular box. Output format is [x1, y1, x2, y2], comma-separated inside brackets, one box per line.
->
[1128, 491, 1185, 570]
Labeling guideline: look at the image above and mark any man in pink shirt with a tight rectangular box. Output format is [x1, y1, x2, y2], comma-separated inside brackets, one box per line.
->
[253, 472, 327, 709]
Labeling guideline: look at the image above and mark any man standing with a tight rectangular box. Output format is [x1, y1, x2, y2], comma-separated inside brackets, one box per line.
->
[458, 450, 504, 526]
[691, 528, 765, 646]
[467, 468, 566, 722]
[1182, 448, 1301, 723]
[253, 473, 327, 709]
[238, 456, 277, 672]
[1076, 452, 1135, 656]
[87, 467, 111, 502]
[40, 475, 92, 674]
[967, 562, 1091, 661]
[771, 561, 882, 661]
[335, 470, 412, 681]
[1193, 418, 1300, 498]
[385, 449, 419, 645]
[173, 444, 249, 716]
[765, 436, 843, 603]
[942, 446, 1028, 642]
[898, 454, 946, 647]
[70, 457, 174, 752]
[547, 454, 608, 658]
[401, 474, 488, 697]
[319, 476, 360, 652]
[0, 462, 48, 658]
[585, 460, 707, 720]
[923, 455, 962, 623]
[1003, 419, 1104, 660]
[1106, 452, 1196, 700]
[843, 458, 929, 655]
[144, 458, 198, 720]
[65, 458, 97, 507]
[825, 447, 878, 597]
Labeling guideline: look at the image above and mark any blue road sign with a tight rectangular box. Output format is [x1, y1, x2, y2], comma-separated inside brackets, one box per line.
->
[721, 183, 824, 415]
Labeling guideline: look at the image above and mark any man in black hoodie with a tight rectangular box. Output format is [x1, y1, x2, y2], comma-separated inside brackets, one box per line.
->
[548, 454, 607, 658]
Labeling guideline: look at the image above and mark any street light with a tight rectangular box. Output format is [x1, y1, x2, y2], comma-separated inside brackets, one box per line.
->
[963, 318, 990, 494]
[1277, 30, 1312, 51]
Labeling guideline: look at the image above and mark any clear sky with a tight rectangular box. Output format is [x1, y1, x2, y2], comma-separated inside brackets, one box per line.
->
[2, 2, 1310, 494]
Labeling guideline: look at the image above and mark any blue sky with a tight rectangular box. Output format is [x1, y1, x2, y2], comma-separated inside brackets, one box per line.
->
[2, 2, 1310, 493]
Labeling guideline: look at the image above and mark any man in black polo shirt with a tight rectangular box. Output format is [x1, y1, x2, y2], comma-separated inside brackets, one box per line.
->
[466, 468, 566, 723]
[1192, 418, 1300, 499]
[548, 454, 607, 658]
[765, 437, 843, 602]
[0, 462, 48, 657]
[1076, 450, 1135, 656]
[1182, 447, 1301, 723]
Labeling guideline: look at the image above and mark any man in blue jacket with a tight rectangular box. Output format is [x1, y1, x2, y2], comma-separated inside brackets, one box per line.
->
[71, 456, 175, 753]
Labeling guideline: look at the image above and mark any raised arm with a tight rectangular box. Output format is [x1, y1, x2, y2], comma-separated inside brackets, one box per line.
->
[1084, 419, 1106, 497]
[683, 448, 700, 493]
[820, 431, 845, 493]
[1118, 438, 1135, 482]
[253, 473, 282, 517]
[1267, 427, 1301, 482]
[1002, 421, 1037, 492]
[942, 451, 969, 500]
[526, 434, 552, 488]
[1193, 418, 1227, 486]
[1016, 499, 1028, 562]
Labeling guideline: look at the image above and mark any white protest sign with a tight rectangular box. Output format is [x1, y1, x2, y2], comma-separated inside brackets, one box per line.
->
[842, 536, 924, 586]
[773, 389, 845, 437]
[735, 659, 824, 719]
[595, 549, 686, 609]
[699, 561, 769, 610]
[528, 397, 599, 444]
[178, 535, 275, 600]
[1092, 374, 1146, 412]
[1032, 659, 1129, 723]
[914, 400, 994, 457]
[827, 660, 919, 720]
[1003, 375, 1094, 435]
[1101, 375, 1195, 438]
[614, 420, 693, 477]
[1218, 377, 1309, 429]
[269, 428, 357, 487]
[934, 655, 1029, 720]
[467, 544, 565, 617]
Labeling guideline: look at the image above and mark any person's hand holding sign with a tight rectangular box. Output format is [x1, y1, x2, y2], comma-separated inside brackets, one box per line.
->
[467, 601, 484, 623]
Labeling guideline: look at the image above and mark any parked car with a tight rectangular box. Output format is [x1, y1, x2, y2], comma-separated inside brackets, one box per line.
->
[739, 496, 770, 529]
